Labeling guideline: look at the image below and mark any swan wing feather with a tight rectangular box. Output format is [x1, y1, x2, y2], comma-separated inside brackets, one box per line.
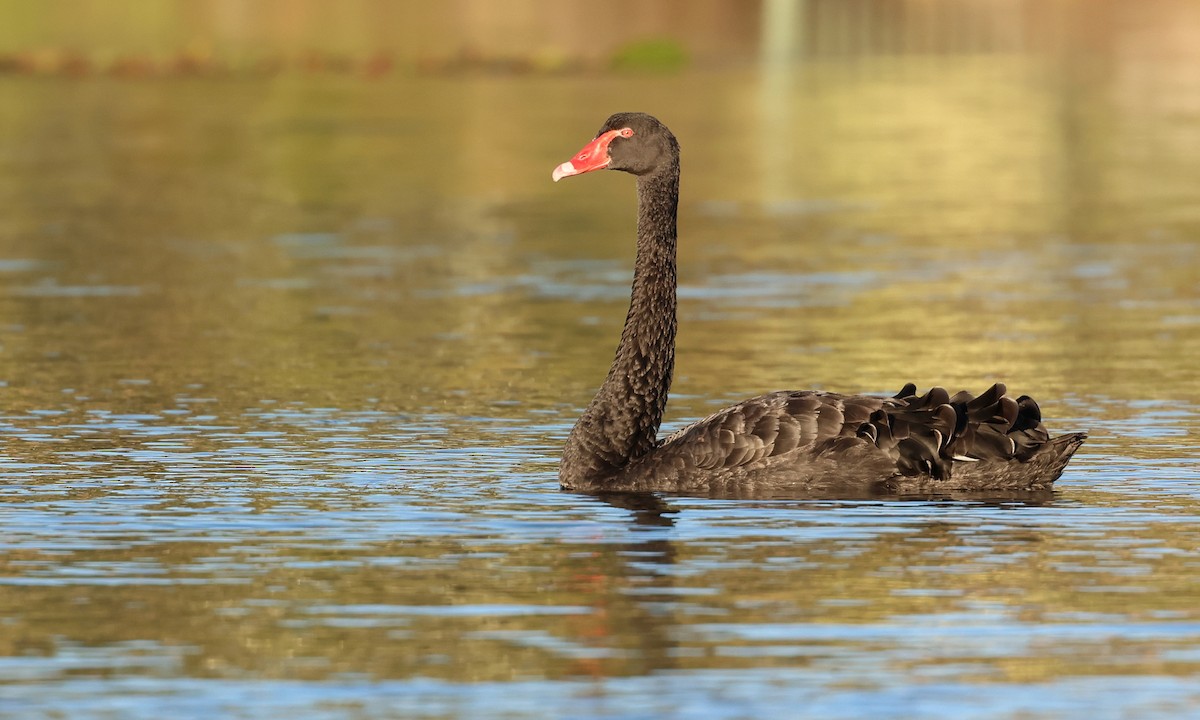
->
[651, 383, 1066, 480]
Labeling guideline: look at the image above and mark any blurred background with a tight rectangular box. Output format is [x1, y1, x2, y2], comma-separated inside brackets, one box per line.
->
[1, 2, 1200, 718]
[3, 0, 1200, 75]
[0, 0, 1197, 412]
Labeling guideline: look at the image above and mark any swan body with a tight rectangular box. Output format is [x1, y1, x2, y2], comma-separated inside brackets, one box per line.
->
[553, 112, 1085, 495]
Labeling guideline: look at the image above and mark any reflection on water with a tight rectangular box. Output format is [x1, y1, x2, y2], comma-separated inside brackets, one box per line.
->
[1, 402, 1198, 717]
[2, 9, 1200, 719]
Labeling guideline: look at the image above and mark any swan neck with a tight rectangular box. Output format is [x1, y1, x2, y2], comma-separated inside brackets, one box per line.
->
[561, 163, 679, 485]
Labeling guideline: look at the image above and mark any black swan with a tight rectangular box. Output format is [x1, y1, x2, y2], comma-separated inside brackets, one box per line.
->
[552, 112, 1085, 495]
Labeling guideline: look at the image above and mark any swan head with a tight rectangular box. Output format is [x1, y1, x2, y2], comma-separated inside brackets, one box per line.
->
[553, 112, 679, 182]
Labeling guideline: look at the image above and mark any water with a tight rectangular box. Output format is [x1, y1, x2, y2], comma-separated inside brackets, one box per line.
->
[1, 50, 1199, 720]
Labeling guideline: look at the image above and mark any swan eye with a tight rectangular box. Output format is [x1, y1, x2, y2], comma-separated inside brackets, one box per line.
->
[618, 128, 634, 138]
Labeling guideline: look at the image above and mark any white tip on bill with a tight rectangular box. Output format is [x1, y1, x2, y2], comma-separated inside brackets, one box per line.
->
[552, 161, 576, 182]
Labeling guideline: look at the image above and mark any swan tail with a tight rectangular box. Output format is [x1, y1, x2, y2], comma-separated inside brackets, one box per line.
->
[874, 384, 1085, 483]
